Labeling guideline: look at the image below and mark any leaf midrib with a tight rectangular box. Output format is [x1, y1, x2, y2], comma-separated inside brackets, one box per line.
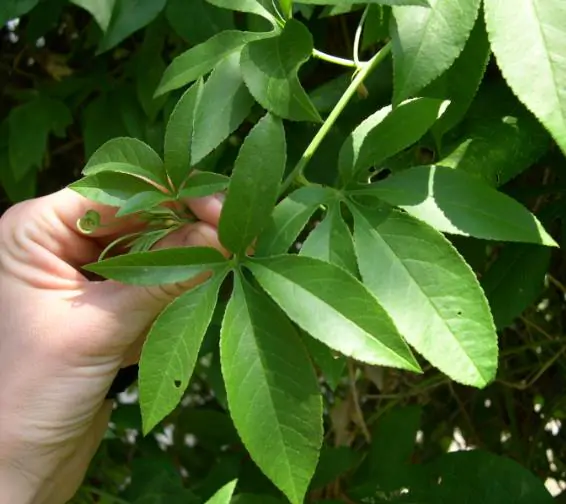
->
[358, 210, 489, 383]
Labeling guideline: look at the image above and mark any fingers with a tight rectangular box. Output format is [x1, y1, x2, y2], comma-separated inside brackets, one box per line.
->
[186, 193, 224, 228]
[2, 186, 228, 271]
[86, 220, 227, 355]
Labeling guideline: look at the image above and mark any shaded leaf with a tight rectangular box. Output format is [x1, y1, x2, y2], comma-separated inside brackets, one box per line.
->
[247, 255, 420, 371]
[221, 274, 322, 504]
[219, 113, 286, 255]
[140, 273, 226, 434]
[98, 0, 167, 53]
[240, 20, 321, 122]
[351, 203, 498, 386]
[8, 96, 72, 180]
[437, 83, 550, 187]
[178, 172, 229, 199]
[157, 31, 271, 96]
[255, 186, 333, 256]
[83, 247, 227, 284]
[116, 191, 172, 217]
[415, 451, 554, 503]
[338, 97, 447, 185]
[363, 165, 556, 246]
[391, 0, 482, 104]
[351, 406, 421, 496]
[191, 52, 254, 165]
[300, 202, 358, 275]
[166, 0, 234, 45]
[164, 80, 204, 189]
[425, 12, 491, 144]
[70, 0, 114, 30]
[298, 0, 428, 5]
[206, 0, 277, 23]
[482, 244, 551, 330]
[0, 0, 39, 26]
[484, 0, 566, 155]
[301, 333, 346, 391]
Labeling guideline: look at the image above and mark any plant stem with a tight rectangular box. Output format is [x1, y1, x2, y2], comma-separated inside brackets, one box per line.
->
[353, 5, 370, 67]
[312, 49, 359, 68]
[281, 42, 392, 194]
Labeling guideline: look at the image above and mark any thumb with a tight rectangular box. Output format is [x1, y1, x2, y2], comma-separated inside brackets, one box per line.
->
[85, 221, 227, 353]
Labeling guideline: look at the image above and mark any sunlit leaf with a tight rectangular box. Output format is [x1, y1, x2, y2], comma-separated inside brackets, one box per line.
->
[391, 0, 481, 104]
[83, 247, 227, 285]
[362, 165, 557, 246]
[221, 274, 322, 504]
[219, 113, 286, 255]
[484, 0, 566, 155]
[351, 203, 498, 386]
[140, 272, 226, 434]
[240, 20, 321, 122]
[191, 52, 254, 165]
[247, 255, 420, 371]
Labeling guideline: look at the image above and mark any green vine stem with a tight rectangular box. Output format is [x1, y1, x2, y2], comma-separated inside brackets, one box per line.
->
[353, 5, 370, 67]
[280, 41, 392, 194]
[312, 49, 360, 68]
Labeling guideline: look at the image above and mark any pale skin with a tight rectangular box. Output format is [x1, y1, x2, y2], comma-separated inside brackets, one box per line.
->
[0, 188, 226, 504]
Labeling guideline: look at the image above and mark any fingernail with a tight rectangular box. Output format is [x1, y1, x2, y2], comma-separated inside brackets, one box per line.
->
[214, 192, 226, 203]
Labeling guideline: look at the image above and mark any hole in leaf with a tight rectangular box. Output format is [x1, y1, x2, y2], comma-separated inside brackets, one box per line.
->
[174, 380, 182, 388]
[370, 168, 391, 182]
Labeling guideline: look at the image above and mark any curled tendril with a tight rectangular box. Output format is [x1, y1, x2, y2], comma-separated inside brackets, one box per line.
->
[77, 210, 102, 234]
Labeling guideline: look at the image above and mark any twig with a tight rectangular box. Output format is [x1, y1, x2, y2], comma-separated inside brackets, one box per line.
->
[348, 360, 371, 443]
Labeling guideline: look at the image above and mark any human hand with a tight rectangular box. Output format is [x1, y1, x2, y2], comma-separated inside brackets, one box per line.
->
[0, 188, 225, 504]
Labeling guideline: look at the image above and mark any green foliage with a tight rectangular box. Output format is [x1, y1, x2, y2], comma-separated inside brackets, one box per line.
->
[2, 0, 566, 502]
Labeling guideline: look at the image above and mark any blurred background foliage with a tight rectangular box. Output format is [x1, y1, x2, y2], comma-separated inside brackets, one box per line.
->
[1, 1, 566, 502]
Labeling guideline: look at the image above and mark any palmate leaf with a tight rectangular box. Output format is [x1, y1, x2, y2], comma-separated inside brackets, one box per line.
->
[255, 186, 333, 256]
[97, 0, 167, 53]
[300, 202, 358, 275]
[391, 0, 482, 104]
[240, 20, 322, 122]
[156, 30, 272, 96]
[219, 113, 286, 255]
[246, 255, 420, 371]
[221, 273, 322, 504]
[84, 137, 167, 187]
[361, 165, 557, 246]
[83, 247, 227, 285]
[178, 172, 229, 199]
[139, 271, 227, 434]
[351, 202, 498, 387]
[191, 52, 255, 166]
[69, 172, 159, 208]
[164, 80, 204, 189]
[484, 0, 566, 155]
[338, 97, 447, 185]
